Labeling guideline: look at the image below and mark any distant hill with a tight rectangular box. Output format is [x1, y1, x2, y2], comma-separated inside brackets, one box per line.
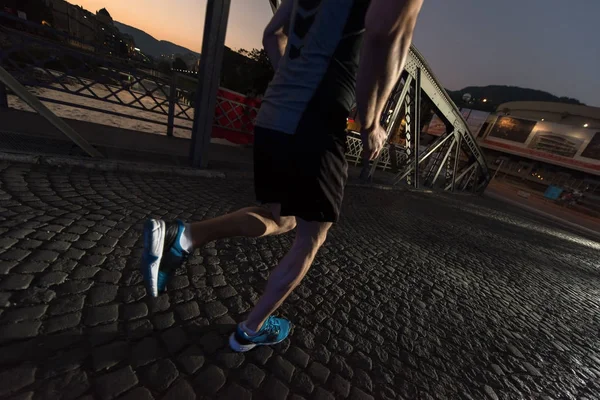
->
[447, 85, 584, 112]
[114, 21, 200, 58]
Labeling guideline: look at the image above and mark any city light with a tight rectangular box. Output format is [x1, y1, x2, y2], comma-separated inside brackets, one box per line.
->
[482, 99, 488, 103]
[541, 118, 545, 121]
[584, 123, 589, 128]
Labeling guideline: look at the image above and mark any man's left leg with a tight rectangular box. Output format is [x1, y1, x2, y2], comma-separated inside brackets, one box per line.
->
[229, 218, 331, 351]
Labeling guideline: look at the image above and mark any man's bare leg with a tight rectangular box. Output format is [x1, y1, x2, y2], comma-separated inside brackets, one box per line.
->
[229, 219, 331, 351]
[141, 204, 295, 297]
[245, 219, 330, 330]
[190, 204, 296, 247]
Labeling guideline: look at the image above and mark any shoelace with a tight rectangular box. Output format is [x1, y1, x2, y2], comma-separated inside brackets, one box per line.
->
[262, 316, 280, 335]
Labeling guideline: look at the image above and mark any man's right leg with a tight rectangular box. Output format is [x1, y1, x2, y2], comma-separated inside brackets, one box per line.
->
[141, 203, 296, 297]
[229, 218, 331, 352]
[189, 203, 296, 248]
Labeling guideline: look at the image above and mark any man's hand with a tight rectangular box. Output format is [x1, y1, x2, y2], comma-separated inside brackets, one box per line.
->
[355, 0, 423, 157]
[361, 124, 388, 161]
[263, 0, 293, 70]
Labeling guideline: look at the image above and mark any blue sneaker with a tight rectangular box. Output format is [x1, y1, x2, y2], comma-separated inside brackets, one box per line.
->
[229, 316, 292, 352]
[141, 219, 190, 297]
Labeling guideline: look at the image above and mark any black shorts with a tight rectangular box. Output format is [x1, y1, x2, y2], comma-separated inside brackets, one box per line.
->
[253, 104, 349, 223]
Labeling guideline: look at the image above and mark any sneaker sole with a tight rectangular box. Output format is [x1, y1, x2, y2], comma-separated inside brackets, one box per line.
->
[228, 332, 286, 353]
[141, 219, 165, 298]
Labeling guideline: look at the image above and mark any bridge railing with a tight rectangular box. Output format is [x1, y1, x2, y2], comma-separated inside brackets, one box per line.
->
[0, 20, 258, 144]
[0, 20, 399, 170]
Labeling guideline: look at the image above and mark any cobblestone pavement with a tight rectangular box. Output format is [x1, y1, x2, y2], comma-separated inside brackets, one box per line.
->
[0, 161, 599, 400]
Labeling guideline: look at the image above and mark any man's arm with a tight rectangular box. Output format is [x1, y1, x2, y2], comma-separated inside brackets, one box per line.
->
[263, 0, 294, 70]
[356, 0, 424, 160]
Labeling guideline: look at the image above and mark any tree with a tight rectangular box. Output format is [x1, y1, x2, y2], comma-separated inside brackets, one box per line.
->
[237, 48, 274, 96]
[97, 8, 112, 19]
[172, 57, 187, 71]
[157, 60, 172, 74]
[231, 49, 275, 96]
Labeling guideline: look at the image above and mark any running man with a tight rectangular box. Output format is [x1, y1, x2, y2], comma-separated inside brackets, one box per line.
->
[141, 0, 424, 352]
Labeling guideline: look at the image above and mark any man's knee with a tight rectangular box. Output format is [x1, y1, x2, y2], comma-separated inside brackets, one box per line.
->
[294, 220, 331, 253]
[266, 203, 296, 232]
[280, 216, 297, 232]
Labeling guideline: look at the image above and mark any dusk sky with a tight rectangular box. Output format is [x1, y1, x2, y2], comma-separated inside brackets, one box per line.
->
[75, 0, 599, 106]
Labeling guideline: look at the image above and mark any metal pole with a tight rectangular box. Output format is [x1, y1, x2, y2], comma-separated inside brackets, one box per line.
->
[471, 166, 479, 193]
[413, 68, 421, 189]
[491, 159, 505, 181]
[0, 82, 7, 109]
[390, 132, 454, 185]
[450, 131, 462, 192]
[369, 75, 413, 177]
[445, 162, 477, 191]
[432, 137, 455, 186]
[0, 66, 103, 158]
[268, 0, 281, 13]
[190, 0, 231, 168]
[166, 73, 177, 137]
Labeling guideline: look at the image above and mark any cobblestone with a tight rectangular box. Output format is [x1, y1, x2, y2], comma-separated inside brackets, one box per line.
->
[309, 361, 331, 384]
[263, 376, 290, 400]
[0, 366, 36, 397]
[203, 300, 228, 319]
[92, 341, 129, 371]
[36, 271, 68, 287]
[43, 311, 82, 333]
[87, 284, 119, 305]
[152, 311, 175, 330]
[0, 162, 597, 399]
[0, 274, 33, 290]
[126, 318, 153, 338]
[118, 387, 154, 400]
[175, 301, 200, 320]
[56, 279, 93, 295]
[85, 304, 119, 326]
[1, 304, 47, 322]
[160, 326, 189, 354]
[162, 379, 195, 400]
[37, 370, 90, 400]
[94, 366, 138, 400]
[0, 320, 41, 343]
[13, 286, 55, 304]
[177, 344, 205, 374]
[15, 261, 49, 273]
[269, 355, 295, 383]
[140, 359, 179, 392]
[122, 301, 148, 320]
[194, 365, 226, 394]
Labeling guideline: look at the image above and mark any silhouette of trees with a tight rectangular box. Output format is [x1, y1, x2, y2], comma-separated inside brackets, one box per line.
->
[172, 57, 187, 70]
[157, 60, 172, 74]
[97, 8, 112, 18]
[220, 47, 274, 97]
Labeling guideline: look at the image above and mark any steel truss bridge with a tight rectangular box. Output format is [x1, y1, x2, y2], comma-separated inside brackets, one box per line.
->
[0, 1, 489, 193]
[269, 0, 490, 193]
